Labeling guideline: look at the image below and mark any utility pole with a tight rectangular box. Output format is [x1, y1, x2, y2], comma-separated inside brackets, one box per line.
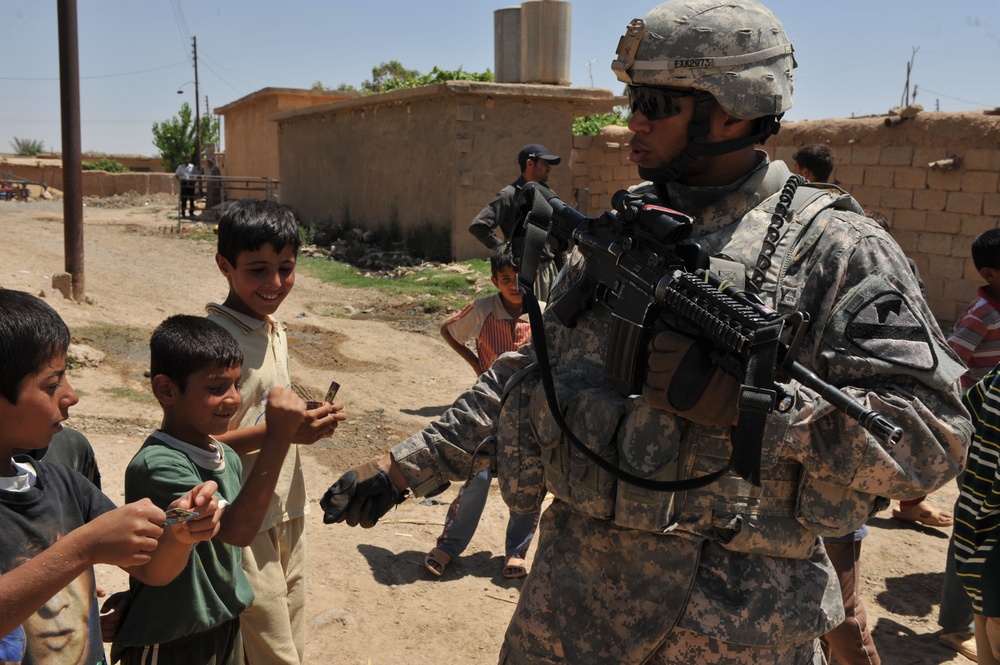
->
[57, 0, 84, 300]
[193, 35, 201, 173]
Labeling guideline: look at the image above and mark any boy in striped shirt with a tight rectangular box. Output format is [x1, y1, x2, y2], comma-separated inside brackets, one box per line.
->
[424, 249, 540, 579]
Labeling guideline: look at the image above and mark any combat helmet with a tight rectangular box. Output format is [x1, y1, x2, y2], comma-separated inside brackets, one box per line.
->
[612, 0, 796, 182]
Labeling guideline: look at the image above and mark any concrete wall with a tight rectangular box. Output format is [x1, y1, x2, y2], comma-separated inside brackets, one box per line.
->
[275, 82, 617, 261]
[567, 111, 1000, 327]
[216, 88, 356, 192]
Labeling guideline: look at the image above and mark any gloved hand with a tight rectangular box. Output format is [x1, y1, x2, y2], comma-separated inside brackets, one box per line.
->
[320, 459, 408, 527]
[643, 330, 741, 428]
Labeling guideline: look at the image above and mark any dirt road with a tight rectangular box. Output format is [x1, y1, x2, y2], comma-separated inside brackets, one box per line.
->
[0, 198, 972, 665]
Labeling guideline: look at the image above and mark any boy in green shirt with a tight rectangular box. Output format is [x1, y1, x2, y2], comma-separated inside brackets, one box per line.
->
[112, 315, 306, 664]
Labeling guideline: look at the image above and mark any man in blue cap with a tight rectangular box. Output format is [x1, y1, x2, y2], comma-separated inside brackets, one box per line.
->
[468, 143, 563, 301]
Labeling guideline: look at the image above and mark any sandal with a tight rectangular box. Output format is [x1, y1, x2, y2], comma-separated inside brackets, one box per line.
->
[893, 499, 954, 528]
[503, 556, 528, 579]
[938, 630, 977, 661]
[424, 548, 451, 577]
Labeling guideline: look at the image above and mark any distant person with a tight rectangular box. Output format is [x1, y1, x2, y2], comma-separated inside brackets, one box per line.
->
[111, 315, 305, 665]
[468, 143, 564, 302]
[207, 200, 345, 665]
[174, 154, 200, 219]
[948, 228, 1000, 391]
[204, 157, 224, 214]
[792, 143, 835, 182]
[424, 249, 539, 579]
[0, 288, 220, 665]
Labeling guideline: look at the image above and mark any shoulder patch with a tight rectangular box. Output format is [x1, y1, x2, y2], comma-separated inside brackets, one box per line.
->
[846, 291, 936, 371]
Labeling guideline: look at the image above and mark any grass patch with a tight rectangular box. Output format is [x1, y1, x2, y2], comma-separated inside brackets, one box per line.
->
[299, 257, 492, 311]
[73, 324, 150, 364]
[100, 386, 157, 404]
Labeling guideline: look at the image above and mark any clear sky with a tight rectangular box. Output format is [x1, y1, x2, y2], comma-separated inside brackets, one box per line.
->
[2, 0, 997, 157]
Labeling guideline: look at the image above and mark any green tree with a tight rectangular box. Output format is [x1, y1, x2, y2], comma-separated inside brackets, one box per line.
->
[362, 60, 421, 94]
[151, 102, 220, 172]
[320, 61, 493, 97]
[10, 137, 45, 156]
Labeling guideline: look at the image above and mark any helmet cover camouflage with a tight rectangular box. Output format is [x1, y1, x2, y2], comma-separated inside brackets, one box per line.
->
[612, 0, 796, 119]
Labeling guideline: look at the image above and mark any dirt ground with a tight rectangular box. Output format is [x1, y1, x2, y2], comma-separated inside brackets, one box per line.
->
[0, 198, 974, 665]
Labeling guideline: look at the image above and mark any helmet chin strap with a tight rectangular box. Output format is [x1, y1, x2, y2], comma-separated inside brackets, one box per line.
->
[637, 91, 784, 185]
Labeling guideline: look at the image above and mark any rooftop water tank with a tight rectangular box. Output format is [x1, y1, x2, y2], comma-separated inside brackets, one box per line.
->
[520, 0, 571, 85]
[494, 7, 522, 83]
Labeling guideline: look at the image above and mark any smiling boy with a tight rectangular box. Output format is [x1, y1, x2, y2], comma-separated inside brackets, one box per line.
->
[0, 289, 219, 665]
[206, 200, 345, 664]
[112, 315, 306, 664]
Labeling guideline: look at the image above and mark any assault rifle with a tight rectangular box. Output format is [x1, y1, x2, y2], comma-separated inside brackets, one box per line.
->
[514, 182, 902, 488]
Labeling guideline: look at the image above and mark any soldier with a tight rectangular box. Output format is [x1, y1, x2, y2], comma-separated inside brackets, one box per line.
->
[321, 1, 972, 663]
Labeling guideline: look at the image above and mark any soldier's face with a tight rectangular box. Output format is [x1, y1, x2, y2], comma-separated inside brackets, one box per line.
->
[627, 94, 696, 171]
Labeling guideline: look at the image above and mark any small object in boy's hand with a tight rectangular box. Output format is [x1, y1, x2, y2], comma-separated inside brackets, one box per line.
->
[306, 401, 322, 411]
[324, 380, 341, 404]
[163, 507, 199, 526]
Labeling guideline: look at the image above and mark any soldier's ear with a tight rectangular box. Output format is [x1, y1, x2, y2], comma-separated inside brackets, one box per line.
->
[711, 107, 753, 141]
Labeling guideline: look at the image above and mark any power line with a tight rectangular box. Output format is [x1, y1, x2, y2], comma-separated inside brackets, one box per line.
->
[0, 61, 188, 82]
[918, 88, 995, 108]
[198, 57, 244, 97]
[170, 0, 191, 55]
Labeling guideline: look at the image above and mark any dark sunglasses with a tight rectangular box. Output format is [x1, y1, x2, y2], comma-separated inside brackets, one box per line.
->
[626, 85, 695, 120]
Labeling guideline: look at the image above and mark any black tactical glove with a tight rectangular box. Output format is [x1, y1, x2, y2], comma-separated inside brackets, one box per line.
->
[320, 459, 408, 528]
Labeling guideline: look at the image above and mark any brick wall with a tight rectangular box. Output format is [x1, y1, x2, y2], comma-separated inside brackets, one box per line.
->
[570, 125, 640, 216]
[571, 111, 1000, 327]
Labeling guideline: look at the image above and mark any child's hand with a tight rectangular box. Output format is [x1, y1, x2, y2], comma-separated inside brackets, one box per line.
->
[293, 401, 347, 445]
[167, 481, 222, 544]
[262, 386, 306, 448]
[82, 500, 167, 568]
[99, 590, 131, 642]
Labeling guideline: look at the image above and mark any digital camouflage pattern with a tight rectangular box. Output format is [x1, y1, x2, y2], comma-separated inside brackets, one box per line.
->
[612, 0, 796, 119]
[389, 152, 972, 664]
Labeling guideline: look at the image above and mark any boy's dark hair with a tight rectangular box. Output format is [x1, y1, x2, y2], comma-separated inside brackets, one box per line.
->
[793, 144, 835, 182]
[867, 211, 890, 232]
[150, 315, 243, 392]
[216, 199, 301, 266]
[972, 228, 1000, 272]
[0, 289, 71, 404]
[490, 248, 517, 277]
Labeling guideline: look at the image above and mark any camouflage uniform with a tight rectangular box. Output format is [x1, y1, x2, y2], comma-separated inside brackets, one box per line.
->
[390, 155, 971, 664]
[376, 1, 973, 662]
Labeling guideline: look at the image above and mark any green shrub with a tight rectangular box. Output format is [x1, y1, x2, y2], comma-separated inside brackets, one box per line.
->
[10, 137, 44, 156]
[82, 158, 128, 173]
[573, 107, 630, 136]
